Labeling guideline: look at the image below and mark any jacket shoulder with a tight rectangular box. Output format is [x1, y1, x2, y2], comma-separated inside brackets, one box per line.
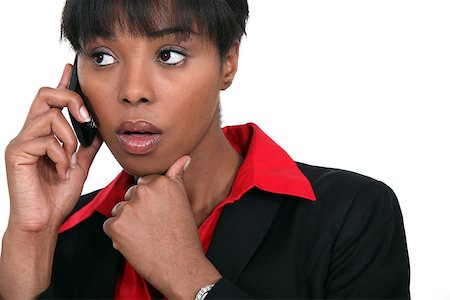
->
[296, 162, 397, 212]
[292, 162, 409, 299]
[297, 162, 384, 189]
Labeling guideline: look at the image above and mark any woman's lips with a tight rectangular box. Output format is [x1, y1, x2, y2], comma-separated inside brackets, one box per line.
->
[116, 121, 162, 155]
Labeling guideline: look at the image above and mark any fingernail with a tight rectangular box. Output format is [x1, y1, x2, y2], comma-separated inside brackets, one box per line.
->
[66, 169, 71, 181]
[183, 157, 191, 172]
[71, 152, 77, 168]
[79, 106, 91, 123]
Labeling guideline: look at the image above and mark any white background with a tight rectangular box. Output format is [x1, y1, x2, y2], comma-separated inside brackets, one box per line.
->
[0, 1, 449, 299]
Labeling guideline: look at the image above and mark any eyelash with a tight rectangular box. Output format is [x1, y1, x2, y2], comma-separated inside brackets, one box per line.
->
[87, 47, 188, 67]
[157, 47, 187, 66]
[89, 50, 115, 67]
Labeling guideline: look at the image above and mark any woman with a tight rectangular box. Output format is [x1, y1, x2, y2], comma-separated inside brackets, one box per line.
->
[0, 0, 409, 299]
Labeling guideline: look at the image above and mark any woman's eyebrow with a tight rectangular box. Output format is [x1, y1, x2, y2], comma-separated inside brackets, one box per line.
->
[84, 27, 196, 46]
[148, 26, 195, 38]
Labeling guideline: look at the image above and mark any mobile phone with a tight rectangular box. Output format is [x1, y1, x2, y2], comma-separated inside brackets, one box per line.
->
[68, 56, 97, 147]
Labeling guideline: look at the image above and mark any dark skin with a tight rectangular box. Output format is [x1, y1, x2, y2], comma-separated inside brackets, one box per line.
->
[0, 28, 242, 299]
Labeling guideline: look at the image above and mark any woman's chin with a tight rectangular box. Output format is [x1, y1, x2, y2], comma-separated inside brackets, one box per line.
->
[118, 159, 169, 178]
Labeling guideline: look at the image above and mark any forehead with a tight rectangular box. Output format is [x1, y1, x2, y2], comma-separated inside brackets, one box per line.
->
[82, 27, 205, 55]
[63, 0, 207, 51]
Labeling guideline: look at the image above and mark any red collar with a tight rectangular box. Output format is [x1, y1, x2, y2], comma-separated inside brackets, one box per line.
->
[224, 123, 315, 202]
[59, 123, 315, 233]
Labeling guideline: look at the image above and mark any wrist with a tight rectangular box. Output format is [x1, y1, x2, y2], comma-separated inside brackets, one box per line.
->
[165, 258, 222, 300]
[8, 210, 65, 234]
[4, 222, 60, 243]
[0, 226, 59, 298]
[189, 261, 221, 299]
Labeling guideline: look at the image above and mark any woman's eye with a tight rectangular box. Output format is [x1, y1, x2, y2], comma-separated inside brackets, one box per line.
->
[92, 52, 116, 66]
[158, 49, 186, 66]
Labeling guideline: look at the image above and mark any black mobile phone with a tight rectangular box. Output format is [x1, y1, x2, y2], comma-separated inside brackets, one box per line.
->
[68, 56, 97, 147]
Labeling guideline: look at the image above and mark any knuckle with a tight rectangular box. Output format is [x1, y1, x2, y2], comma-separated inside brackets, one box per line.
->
[45, 135, 58, 147]
[48, 107, 62, 118]
[124, 186, 135, 200]
[36, 86, 51, 98]
[5, 139, 18, 155]
[46, 138, 65, 157]
[118, 204, 133, 218]
[66, 91, 82, 107]
[134, 184, 148, 197]
[114, 201, 126, 214]
[67, 138, 77, 150]
[106, 218, 125, 241]
[64, 133, 78, 150]
[103, 218, 115, 235]
[4, 141, 19, 163]
[154, 175, 169, 188]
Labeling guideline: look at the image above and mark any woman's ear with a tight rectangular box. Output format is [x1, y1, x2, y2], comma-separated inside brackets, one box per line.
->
[221, 43, 240, 90]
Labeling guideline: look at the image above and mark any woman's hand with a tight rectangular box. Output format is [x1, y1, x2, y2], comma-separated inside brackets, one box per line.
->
[5, 64, 102, 233]
[103, 156, 222, 299]
[0, 64, 102, 299]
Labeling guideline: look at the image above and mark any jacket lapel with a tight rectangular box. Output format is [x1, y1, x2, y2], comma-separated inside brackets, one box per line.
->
[63, 188, 280, 296]
[206, 188, 282, 282]
[73, 213, 122, 299]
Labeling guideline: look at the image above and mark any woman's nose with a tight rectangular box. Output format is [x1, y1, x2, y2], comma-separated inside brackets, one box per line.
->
[119, 63, 154, 105]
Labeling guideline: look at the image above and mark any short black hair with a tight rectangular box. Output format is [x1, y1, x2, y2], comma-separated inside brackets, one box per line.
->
[61, 0, 249, 59]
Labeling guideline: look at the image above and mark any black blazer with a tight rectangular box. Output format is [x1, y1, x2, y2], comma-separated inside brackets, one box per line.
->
[40, 163, 410, 299]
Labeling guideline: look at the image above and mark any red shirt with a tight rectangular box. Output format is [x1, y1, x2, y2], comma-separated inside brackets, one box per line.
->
[59, 123, 316, 299]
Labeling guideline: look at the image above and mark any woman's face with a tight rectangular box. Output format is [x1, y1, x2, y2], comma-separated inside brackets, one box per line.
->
[77, 29, 235, 176]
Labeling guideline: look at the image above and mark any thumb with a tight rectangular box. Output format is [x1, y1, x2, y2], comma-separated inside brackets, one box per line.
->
[166, 155, 191, 181]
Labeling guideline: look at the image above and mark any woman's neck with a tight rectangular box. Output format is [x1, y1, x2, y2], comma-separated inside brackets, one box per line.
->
[183, 123, 243, 226]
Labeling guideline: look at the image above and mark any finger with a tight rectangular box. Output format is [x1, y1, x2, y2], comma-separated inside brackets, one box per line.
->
[134, 156, 191, 185]
[111, 201, 127, 217]
[165, 155, 191, 181]
[21, 108, 78, 163]
[103, 217, 114, 238]
[58, 63, 91, 124]
[136, 174, 160, 185]
[124, 185, 137, 201]
[56, 64, 73, 90]
[25, 64, 91, 127]
[17, 136, 71, 181]
[25, 88, 91, 127]
[102, 216, 119, 248]
[72, 135, 103, 180]
[102, 218, 121, 251]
